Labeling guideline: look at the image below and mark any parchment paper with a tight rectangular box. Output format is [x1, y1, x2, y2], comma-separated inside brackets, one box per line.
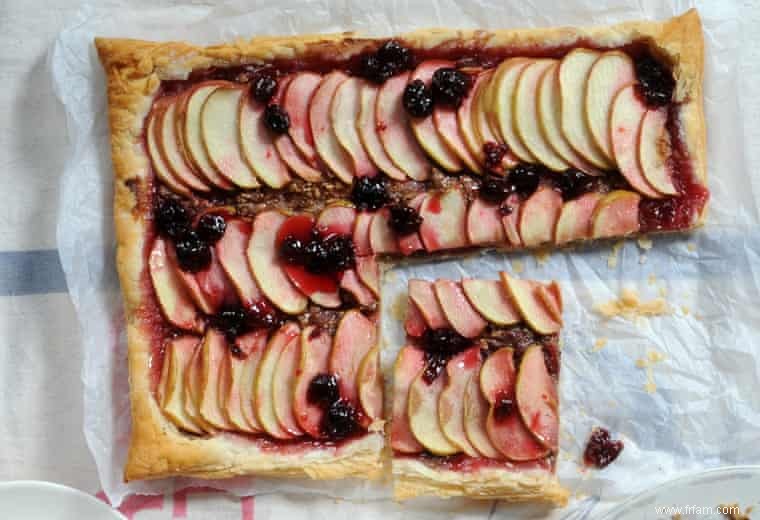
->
[51, 0, 760, 515]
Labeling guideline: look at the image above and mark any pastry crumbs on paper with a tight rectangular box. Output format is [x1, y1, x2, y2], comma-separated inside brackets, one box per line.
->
[594, 288, 671, 320]
[511, 260, 524, 273]
[647, 274, 657, 285]
[607, 240, 625, 268]
[687, 242, 697, 252]
[637, 236, 653, 250]
[533, 247, 551, 266]
[638, 254, 647, 264]
[681, 305, 690, 315]
[592, 338, 608, 351]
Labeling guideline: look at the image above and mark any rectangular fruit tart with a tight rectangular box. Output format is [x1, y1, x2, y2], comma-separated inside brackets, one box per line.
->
[94, 9, 705, 485]
[391, 274, 567, 503]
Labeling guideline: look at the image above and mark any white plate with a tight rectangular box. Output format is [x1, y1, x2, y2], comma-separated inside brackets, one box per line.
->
[0, 481, 125, 520]
[598, 465, 760, 519]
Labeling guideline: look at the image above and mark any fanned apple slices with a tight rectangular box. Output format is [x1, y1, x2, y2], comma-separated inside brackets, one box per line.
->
[391, 273, 566, 502]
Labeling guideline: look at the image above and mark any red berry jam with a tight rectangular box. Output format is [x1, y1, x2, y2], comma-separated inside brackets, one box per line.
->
[583, 427, 624, 469]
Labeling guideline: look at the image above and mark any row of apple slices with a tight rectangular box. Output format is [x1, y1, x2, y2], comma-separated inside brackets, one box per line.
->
[156, 310, 383, 438]
[391, 342, 558, 460]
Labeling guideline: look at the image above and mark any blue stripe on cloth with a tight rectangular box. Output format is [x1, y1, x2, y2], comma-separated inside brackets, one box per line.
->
[0, 250, 68, 295]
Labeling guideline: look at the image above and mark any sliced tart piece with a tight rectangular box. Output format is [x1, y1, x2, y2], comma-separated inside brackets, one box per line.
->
[293, 326, 332, 438]
[461, 278, 520, 326]
[310, 71, 355, 183]
[239, 90, 291, 188]
[391, 345, 426, 453]
[554, 192, 603, 245]
[149, 238, 203, 333]
[418, 188, 468, 252]
[438, 346, 481, 456]
[369, 208, 400, 254]
[433, 280, 487, 338]
[516, 345, 559, 451]
[408, 279, 448, 330]
[215, 218, 263, 309]
[466, 196, 506, 245]
[158, 97, 211, 192]
[146, 105, 191, 196]
[638, 108, 678, 195]
[199, 329, 235, 429]
[591, 190, 641, 239]
[492, 58, 537, 163]
[331, 77, 377, 177]
[357, 82, 408, 180]
[518, 186, 563, 248]
[161, 336, 204, 434]
[283, 72, 322, 165]
[501, 273, 561, 335]
[272, 330, 306, 436]
[357, 346, 383, 426]
[329, 310, 377, 406]
[408, 369, 459, 456]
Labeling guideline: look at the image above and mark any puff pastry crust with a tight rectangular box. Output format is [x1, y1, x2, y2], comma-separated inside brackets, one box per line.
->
[95, 9, 704, 485]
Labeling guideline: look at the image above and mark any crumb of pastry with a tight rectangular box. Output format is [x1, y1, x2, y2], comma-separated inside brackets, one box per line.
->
[658, 286, 668, 297]
[533, 247, 551, 266]
[512, 260, 524, 273]
[594, 288, 671, 320]
[681, 305, 690, 316]
[719, 503, 750, 520]
[648, 274, 657, 285]
[637, 236, 653, 250]
[672, 514, 682, 520]
[592, 338, 608, 352]
[639, 254, 647, 264]
[636, 350, 665, 394]
[687, 242, 697, 252]
[607, 240, 625, 268]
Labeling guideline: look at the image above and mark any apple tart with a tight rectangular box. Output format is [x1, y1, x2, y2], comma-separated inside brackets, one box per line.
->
[95, 9, 704, 489]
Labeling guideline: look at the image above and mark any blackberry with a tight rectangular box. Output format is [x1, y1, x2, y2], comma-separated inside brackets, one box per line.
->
[403, 79, 434, 118]
[508, 163, 541, 197]
[377, 40, 411, 70]
[554, 168, 594, 200]
[279, 236, 305, 265]
[634, 53, 675, 108]
[174, 231, 212, 272]
[483, 142, 508, 172]
[422, 353, 448, 384]
[307, 373, 340, 407]
[431, 67, 471, 107]
[303, 239, 331, 274]
[211, 308, 248, 339]
[493, 395, 516, 422]
[583, 428, 624, 469]
[479, 176, 511, 204]
[155, 198, 190, 239]
[245, 301, 282, 330]
[388, 204, 423, 235]
[421, 328, 470, 355]
[323, 235, 355, 272]
[196, 213, 227, 244]
[322, 399, 360, 439]
[350, 177, 389, 211]
[264, 104, 290, 134]
[360, 55, 396, 84]
[251, 74, 278, 103]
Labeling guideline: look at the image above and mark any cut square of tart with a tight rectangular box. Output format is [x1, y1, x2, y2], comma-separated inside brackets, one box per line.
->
[96, 9, 704, 483]
[391, 274, 567, 503]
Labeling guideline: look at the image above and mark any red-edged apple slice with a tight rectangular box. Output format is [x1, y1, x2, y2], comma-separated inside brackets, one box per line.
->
[586, 51, 636, 163]
[316, 204, 356, 236]
[554, 192, 603, 245]
[591, 190, 641, 238]
[275, 131, 324, 182]
[225, 350, 258, 433]
[472, 71, 519, 172]
[391, 346, 425, 453]
[558, 49, 614, 170]
[481, 347, 549, 461]
[149, 238, 203, 332]
[419, 188, 468, 252]
[463, 369, 501, 459]
[310, 71, 355, 183]
[248, 211, 308, 315]
[284, 72, 321, 164]
[158, 98, 212, 192]
[355, 255, 380, 297]
[146, 104, 191, 196]
[272, 330, 305, 436]
[515, 60, 569, 171]
[408, 368, 459, 455]
[438, 346, 481, 456]
[610, 85, 662, 197]
[434, 105, 482, 174]
[357, 346, 383, 425]
[239, 93, 291, 189]
[353, 212, 373, 256]
[409, 60, 463, 173]
[331, 77, 377, 177]
[235, 330, 268, 433]
[377, 72, 432, 180]
[369, 208, 400, 254]
[501, 193, 522, 246]
[405, 300, 428, 338]
[339, 269, 376, 307]
[466, 197, 506, 245]
[518, 186, 563, 248]
[293, 326, 332, 438]
[199, 329, 234, 429]
[492, 58, 537, 163]
[201, 86, 260, 188]
[169, 242, 215, 315]
[195, 248, 238, 311]
[162, 336, 204, 434]
[357, 82, 407, 180]
[537, 281, 563, 324]
[184, 341, 216, 433]
[398, 193, 426, 256]
[329, 310, 377, 406]
[434, 280, 487, 338]
[501, 273, 561, 335]
[639, 108, 678, 195]
[216, 218, 263, 309]
[459, 72, 488, 166]
[537, 63, 604, 176]
[461, 278, 520, 326]
[254, 322, 301, 439]
[409, 279, 448, 329]
[517, 345, 559, 451]
[180, 82, 236, 190]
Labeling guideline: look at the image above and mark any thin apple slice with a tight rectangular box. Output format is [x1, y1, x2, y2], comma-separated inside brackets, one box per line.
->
[516, 345, 559, 451]
[357, 82, 407, 180]
[184, 341, 216, 433]
[310, 71, 355, 183]
[216, 218, 263, 309]
[408, 369, 459, 455]
[501, 193, 522, 246]
[355, 255, 380, 297]
[254, 322, 301, 439]
[357, 346, 383, 423]
[558, 49, 614, 170]
[353, 212, 373, 256]
[149, 238, 203, 332]
[340, 269, 376, 307]
[404, 300, 428, 338]
[169, 242, 215, 315]
[293, 326, 332, 438]
[433, 280, 488, 338]
[419, 188, 468, 252]
[391, 346, 425, 453]
[239, 92, 291, 189]
[537, 281, 563, 324]
[518, 186, 563, 248]
[248, 211, 308, 315]
[272, 330, 305, 436]
[591, 190, 641, 239]
[332, 77, 377, 177]
[329, 310, 377, 406]
[501, 273, 561, 335]
[463, 370, 501, 459]
[610, 85, 662, 197]
[639, 108, 678, 195]
[377, 72, 432, 180]
[398, 193, 426, 256]
[162, 336, 204, 434]
[199, 329, 234, 429]
[275, 132, 324, 182]
[180, 81, 236, 190]
[466, 197, 506, 245]
[438, 346, 481, 456]
[459, 72, 488, 166]
[284, 72, 321, 164]
[481, 347, 549, 461]
[201, 86, 260, 188]
[409, 60, 463, 172]
[158, 97, 213, 192]
[586, 51, 636, 163]
[434, 106, 482, 173]
[146, 105, 191, 196]
[554, 192, 602, 245]
[316, 204, 356, 236]
[369, 208, 400, 254]
[492, 58, 537, 163]
[409, 279, 448, 329]
[235, 331, 268, 433]
[157, 342, 170, 407]
[461, 279, 520, 326]
[195, 248, 238, 312]
[225, 350, 257, 433]
[472, 71, 518, 172]
[537, 63, 604, 176]
[515, 60, 569, 171]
